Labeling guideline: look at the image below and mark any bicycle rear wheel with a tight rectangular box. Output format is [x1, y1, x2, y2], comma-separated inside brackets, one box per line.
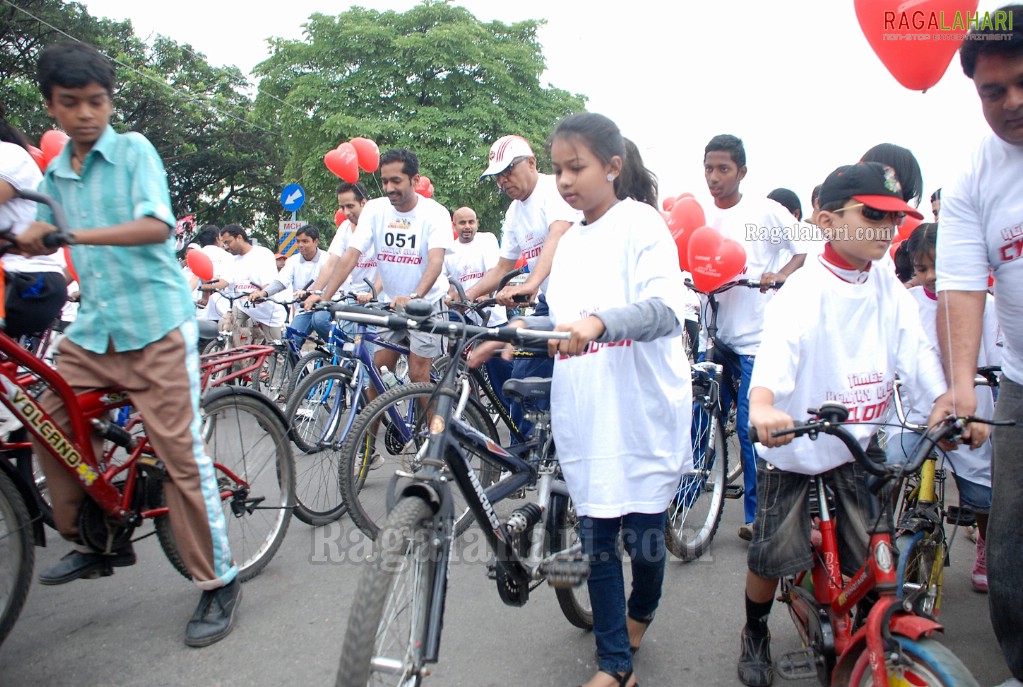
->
[337, 495, 436, 687]
[285, 349, 333, 403]
[0, 470, 33, 648]
[156, 391, 294, 582]
[285, 365, 361, 525]
[665, 406, 726, 561]
[339, 382, 500, 540]
[724, 404, 743, 484]
[849, 636, 978, 686]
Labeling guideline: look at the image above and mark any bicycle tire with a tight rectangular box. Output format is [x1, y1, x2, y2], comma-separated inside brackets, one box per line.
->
[337, 495, 436, 687]
[155, 391, 294, 582]
[339, 382, 501, 540]
[848, 636, 978, 686]
[724, 404, 743, 484]
[254, 345, 290, 402]
[665, 407, 726, 561]
[285, 364, 358, 456]
[895, 531, 945, 618]
[285, 349, 333, 402]
[285, 365, 360, 525]
[0, 470, 33, 648]
[548, 492, 593, 630]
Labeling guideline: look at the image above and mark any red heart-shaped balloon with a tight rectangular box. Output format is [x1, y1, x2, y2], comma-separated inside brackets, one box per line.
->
[325, 143, 360, 183]
[896, 214, 922, 243]
[39, 129, 69, 165]
[667, 197, 706, 270]
[27, 145, 47, 172]
[186, 248, 214, 281]
[854, 0, 978, 91]
[334, 209, 347, 227]
[688, 227, 747, 293]
[350, 137, 380, 173]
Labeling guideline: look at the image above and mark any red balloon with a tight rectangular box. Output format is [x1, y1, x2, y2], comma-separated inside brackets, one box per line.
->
[62, 246, 79, 284]
[896, 214, 922, 243]
[350, 137, 380, 173]
[415, 175, 433, 198]
[334, 209, 347, 227]
[889, 238, 904, 261]
[668, 197, 706, 270]
[325, 143, 359, 183]
[688, 227, 747, 293]
[677, 192, 695, 200]
[661, 196, 676, 212]
[854, 0, 978, 91]
[27, 145, 46, 172]
[39, 129, 69, 165]
[186, 248, 214, 281]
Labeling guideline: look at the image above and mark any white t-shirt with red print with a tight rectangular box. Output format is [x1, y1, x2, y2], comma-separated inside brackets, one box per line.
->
[545, 199, 692, 518]
[751, 248, 946, 475]
[349, 196, 453, 303]
[702, 195, 804, 355]
[937, 132, 1023, 383]
[498, 174, 580, 294]
[445, 237, 507, 326]
[328, 219, 379, 295]
[886, 287, 999, 487]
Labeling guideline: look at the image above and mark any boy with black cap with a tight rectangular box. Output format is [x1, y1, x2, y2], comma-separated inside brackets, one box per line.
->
[735, 162, 946, 687]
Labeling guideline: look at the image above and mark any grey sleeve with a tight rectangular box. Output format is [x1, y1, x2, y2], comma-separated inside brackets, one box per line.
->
[594, 298, 681, 342]
[512, 315, 554, 330]
[264, 280, 287, 297]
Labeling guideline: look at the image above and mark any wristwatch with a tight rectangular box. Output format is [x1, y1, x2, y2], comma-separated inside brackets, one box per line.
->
[409, 292, 419, 299]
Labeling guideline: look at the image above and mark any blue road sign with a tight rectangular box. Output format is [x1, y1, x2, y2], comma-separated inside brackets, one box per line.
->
[280, 184, 305, 212]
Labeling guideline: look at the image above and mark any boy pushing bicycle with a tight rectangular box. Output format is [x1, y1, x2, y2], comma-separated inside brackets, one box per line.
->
[736, 162, 946, 686]
[16, 41, 240, 648]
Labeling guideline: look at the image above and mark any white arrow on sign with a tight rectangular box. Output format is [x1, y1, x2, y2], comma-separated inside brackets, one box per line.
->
[286, 189, 304, 205]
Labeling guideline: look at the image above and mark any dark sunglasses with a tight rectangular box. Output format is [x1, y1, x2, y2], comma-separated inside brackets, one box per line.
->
[842, 203, 906, 226]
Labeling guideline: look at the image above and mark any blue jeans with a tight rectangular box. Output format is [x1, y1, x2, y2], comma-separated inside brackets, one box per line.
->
[579, 511, 667, 675]
[288, 310, 315, 351]
[989, 375, 1023, 679]
[714, 345, 759, 524]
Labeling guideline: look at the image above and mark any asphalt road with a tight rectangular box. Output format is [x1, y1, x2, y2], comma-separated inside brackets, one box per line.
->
[0, 476, 1011, 686]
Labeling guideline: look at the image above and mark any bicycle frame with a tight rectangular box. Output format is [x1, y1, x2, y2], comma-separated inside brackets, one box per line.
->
[781, 473, 943, 686]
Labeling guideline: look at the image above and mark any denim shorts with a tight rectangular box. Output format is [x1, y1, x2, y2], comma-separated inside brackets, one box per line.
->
[748, 458, 881, 579]
[952, 472, 992, 513]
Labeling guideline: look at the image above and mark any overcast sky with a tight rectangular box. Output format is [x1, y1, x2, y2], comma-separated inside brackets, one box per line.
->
[77, 0, 1006, 222]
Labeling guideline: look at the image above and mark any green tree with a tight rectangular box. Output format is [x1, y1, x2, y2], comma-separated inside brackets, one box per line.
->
[253, 0, 585, 240]
[1, 0, 284, 248]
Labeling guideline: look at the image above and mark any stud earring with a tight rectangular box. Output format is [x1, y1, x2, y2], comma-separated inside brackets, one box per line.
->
[607, 173, 616, 182]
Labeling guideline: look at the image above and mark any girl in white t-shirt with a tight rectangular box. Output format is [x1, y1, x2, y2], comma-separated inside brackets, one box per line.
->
[472, 113, 691, 687]
[891, 223, 998, 592]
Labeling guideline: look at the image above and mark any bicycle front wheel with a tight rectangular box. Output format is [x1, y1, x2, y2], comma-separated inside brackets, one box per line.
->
[665, 406, 726, 561]
[849, 636, 978, 686]
[0, 470, 34, 648]
[285, 365, 362, 525]
[895, 531, 945, 618]
[339, 382, 500, 540]
[337, 495, 437, 687]
[156, 391, 294, 582]
[724, 404, 743, 484]
[285, 349, 333, 402]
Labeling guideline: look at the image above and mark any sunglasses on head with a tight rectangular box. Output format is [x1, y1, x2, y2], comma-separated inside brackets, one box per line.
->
[841, 202, 906, 226]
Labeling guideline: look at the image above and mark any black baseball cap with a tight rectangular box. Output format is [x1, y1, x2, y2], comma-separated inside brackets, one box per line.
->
[819, 162, 924, 220]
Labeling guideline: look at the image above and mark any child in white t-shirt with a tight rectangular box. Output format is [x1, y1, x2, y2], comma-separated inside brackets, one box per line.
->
[888, 222, 998, 593]
[472, 113, 690, 687]
[737, 162, 946, 687]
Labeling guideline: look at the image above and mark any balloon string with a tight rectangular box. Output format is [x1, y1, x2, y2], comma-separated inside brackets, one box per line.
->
[941, 290, 957, 416]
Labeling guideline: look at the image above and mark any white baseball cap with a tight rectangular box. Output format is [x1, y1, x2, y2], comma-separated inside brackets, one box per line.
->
[479, 135, 535, 180]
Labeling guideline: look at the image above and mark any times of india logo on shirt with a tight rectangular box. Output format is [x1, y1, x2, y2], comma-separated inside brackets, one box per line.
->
[823, 370, 895, 423]
[999, 221, 1023, 263]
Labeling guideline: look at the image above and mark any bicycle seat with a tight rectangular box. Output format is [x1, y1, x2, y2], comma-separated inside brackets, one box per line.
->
[197, 320, 219, 340]
[502, 377, 551, 402]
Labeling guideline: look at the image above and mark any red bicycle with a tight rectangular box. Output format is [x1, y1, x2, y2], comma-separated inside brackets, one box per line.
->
[0, 190, 295, 648]
[752, 401, 1007, 686]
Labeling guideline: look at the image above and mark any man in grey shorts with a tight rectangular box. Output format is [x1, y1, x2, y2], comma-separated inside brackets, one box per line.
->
[304, 148, 453, 388]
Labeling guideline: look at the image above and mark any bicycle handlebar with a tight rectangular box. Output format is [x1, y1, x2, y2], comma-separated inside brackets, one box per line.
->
[685, 277, 781, 296]
[331, 301, 570, 344]
[748, 401, 1013, 478]
[15, 189, 76, 248]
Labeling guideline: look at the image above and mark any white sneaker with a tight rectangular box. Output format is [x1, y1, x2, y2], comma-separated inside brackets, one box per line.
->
[369, 454, 384, 470]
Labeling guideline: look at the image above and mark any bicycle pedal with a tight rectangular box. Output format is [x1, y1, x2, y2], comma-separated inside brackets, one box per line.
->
[776, 648, 821, 680]
[725, 484, 745, 499]
[486, 560, 497, 580]
[544, 553, 589, 589]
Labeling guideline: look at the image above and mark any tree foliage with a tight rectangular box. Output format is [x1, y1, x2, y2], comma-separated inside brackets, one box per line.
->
[253, 1, 586, 238]
[0, 0, 284, 247]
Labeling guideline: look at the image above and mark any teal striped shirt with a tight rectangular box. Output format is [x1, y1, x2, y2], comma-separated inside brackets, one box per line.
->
[38, 125, 194, 353]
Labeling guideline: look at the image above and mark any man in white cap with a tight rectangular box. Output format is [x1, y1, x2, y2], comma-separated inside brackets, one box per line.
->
[467, 135, 581, 432]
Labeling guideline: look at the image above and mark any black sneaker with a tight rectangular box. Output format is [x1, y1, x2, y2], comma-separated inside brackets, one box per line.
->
[185, 579, 242, 648]
[38, 545, 136, 585]
[738, 627, 773, 687]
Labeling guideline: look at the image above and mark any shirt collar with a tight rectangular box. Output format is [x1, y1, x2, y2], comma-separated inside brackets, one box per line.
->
[48, 125, 118, 179]
[819, 243, 871, 284]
